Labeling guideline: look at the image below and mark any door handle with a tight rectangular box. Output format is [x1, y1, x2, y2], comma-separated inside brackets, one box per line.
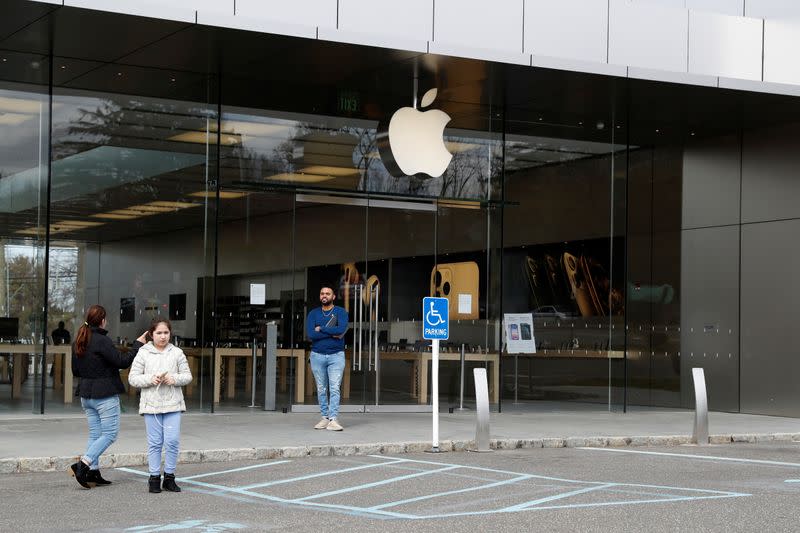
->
[356, 284, 363, 371]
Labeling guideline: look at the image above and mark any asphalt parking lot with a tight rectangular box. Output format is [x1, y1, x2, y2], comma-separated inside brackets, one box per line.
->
[2, 443, 800, 532]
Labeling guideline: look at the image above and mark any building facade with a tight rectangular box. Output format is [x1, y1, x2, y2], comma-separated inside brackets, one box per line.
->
[1, 0, 799, 416]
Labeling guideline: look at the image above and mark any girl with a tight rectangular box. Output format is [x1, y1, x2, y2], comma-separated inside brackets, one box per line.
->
[128, 318, 192, 493]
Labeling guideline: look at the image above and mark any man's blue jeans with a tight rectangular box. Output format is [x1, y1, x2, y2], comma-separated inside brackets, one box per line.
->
[80, 395, 121, 469]
[310, 351, 345, 420]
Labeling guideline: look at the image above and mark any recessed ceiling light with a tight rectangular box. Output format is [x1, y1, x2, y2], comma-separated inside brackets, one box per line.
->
[117, 72, 122, 76]
[147, 200, 198, 209]
[17, 220, 105, 235]
[190, 191, 248, 199]
[299, 165, 358, 177]
[168, 131, 241, 145]
[90, 213, 139, 220]
[690, 132, 696, 136]
[1, 58, 6, 62]
[170, 77, 176, 82]
[265, 173, 336, 183]
[444, 141, 482, 153]
[60, 65, 66, 69]
[655, 129, 660, 133]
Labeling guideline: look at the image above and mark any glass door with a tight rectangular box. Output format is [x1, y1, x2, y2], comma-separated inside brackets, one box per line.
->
[363, 200, 437, 411]
[294, 194, 368, 412]
[295, 194, 436, 412]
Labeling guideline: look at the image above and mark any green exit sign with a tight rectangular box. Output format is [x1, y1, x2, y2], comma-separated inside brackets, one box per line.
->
[337, 91, 360, 114]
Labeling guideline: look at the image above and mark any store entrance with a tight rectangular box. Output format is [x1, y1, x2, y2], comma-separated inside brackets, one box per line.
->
[293, 193, 437, 413]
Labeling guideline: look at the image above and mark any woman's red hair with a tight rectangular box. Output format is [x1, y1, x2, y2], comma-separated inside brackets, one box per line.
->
[74, 305, 106, 357]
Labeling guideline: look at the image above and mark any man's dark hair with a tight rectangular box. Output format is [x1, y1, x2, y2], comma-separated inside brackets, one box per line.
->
[320, 283, 336, 292]
[58, 321, 65, 328]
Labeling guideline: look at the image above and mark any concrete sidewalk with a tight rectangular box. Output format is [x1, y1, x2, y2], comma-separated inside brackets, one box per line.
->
[2, 406, 799, 473]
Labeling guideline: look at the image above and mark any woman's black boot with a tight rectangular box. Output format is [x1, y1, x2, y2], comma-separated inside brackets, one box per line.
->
[162, 473, 181, 492]
[69, 461, 94, 489]
[87, 469, 112, 485]
[148, 475, 162, 493]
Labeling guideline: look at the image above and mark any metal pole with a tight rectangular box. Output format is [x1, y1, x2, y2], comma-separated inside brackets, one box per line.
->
[374, 284, 380, 406]
[247, 337, 257, 408]
[263, 323, 277, 411]
[431, 337, 440, 451]
[359, 284, 363, 371]
[456, 343, 468, 411]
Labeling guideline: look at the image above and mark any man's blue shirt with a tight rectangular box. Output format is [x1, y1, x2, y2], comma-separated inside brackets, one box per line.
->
[306, 306, 349, 354]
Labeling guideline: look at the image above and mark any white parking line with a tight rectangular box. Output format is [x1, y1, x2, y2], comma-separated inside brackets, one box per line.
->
[181, 461, 292, 480]
[579, 447, 800, 467]
[238, 457, 408, 490]
[296, 465, 461, 502]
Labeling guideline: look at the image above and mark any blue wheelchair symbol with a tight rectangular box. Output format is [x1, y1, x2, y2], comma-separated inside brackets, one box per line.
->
[423, 297, 449, 340]
[426, 301, 445, 326]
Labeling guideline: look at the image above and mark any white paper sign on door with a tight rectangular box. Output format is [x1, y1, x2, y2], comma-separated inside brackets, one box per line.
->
[250, 283, 266, 305]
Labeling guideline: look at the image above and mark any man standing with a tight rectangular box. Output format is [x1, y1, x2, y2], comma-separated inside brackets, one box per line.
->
[306, 285, 349, 431]
[52, 321, 71, 345]
[50, 320, 71, 379]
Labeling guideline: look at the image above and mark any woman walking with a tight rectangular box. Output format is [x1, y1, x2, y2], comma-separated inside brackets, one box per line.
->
[128, 318, 192, 493]
[70, 305, 136, 488]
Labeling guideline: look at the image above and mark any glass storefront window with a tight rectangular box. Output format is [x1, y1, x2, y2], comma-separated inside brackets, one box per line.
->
[0, 53, 51, 413]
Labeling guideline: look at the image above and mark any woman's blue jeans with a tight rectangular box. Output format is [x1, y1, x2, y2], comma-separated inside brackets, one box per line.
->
[80, 395, 121, 469]
[310, 351, 345, 420]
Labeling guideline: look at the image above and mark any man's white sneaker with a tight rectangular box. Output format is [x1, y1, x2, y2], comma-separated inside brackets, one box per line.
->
[314, 418, 329, 430]
[326, 419, 343, 431]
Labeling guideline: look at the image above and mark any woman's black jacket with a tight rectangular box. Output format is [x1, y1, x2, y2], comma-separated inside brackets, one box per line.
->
[71, 327, 136, 399]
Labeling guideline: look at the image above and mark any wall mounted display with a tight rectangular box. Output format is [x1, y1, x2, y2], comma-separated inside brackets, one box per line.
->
[430, 261, 479, 320]
[513, 238, 625, 318]
[169, 293, 186, 321]
[120, 297, 135, 323]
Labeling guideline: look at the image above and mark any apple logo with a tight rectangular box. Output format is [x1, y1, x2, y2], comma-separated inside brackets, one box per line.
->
[377, 88, 453, 178]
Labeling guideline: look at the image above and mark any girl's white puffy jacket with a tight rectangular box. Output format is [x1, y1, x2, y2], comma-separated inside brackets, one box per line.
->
[128, 342, 192, 415]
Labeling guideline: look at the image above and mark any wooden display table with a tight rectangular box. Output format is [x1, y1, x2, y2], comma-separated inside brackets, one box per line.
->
[303, 351, 499, 405]
[0, 344, 73, 403]
[399, 351, 500, 405]
[182, 347, 306, 404]
[509, 349, 626, 359]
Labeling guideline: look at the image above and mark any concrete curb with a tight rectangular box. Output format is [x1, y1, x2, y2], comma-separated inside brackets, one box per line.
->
[5, 432, 800, 474]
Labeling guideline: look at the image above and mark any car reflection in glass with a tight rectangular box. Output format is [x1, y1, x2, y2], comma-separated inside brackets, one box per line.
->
[532, 305, 578, 320]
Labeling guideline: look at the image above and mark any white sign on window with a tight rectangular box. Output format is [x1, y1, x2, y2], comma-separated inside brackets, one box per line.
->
[250, 283, 266, 305]
[504, 313, 536, 354]
[458, 293, 472, 314]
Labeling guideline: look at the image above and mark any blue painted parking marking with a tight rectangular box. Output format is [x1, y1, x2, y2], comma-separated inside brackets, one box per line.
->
[294, 465, 461, 502]
[237, 457, 408, 490]
[117, 455, 749, 521]
[580, 447, 800, 467]
[181, 460, 292, 480]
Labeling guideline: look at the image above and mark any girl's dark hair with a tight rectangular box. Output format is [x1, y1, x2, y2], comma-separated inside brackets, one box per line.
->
[75, 305, 106, 357]
[148, 317, 172, 336]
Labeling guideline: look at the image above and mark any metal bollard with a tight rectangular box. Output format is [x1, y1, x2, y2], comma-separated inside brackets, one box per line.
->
[456, 344, 469, 411]
[246, 337, 258, 408]
[471, 368, 491, 452]
[691, 367, 709, 445]
[263, 323, 277, 411]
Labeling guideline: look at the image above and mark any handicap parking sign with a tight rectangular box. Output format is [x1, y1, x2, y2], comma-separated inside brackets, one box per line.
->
[423, 297, 449, 340]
